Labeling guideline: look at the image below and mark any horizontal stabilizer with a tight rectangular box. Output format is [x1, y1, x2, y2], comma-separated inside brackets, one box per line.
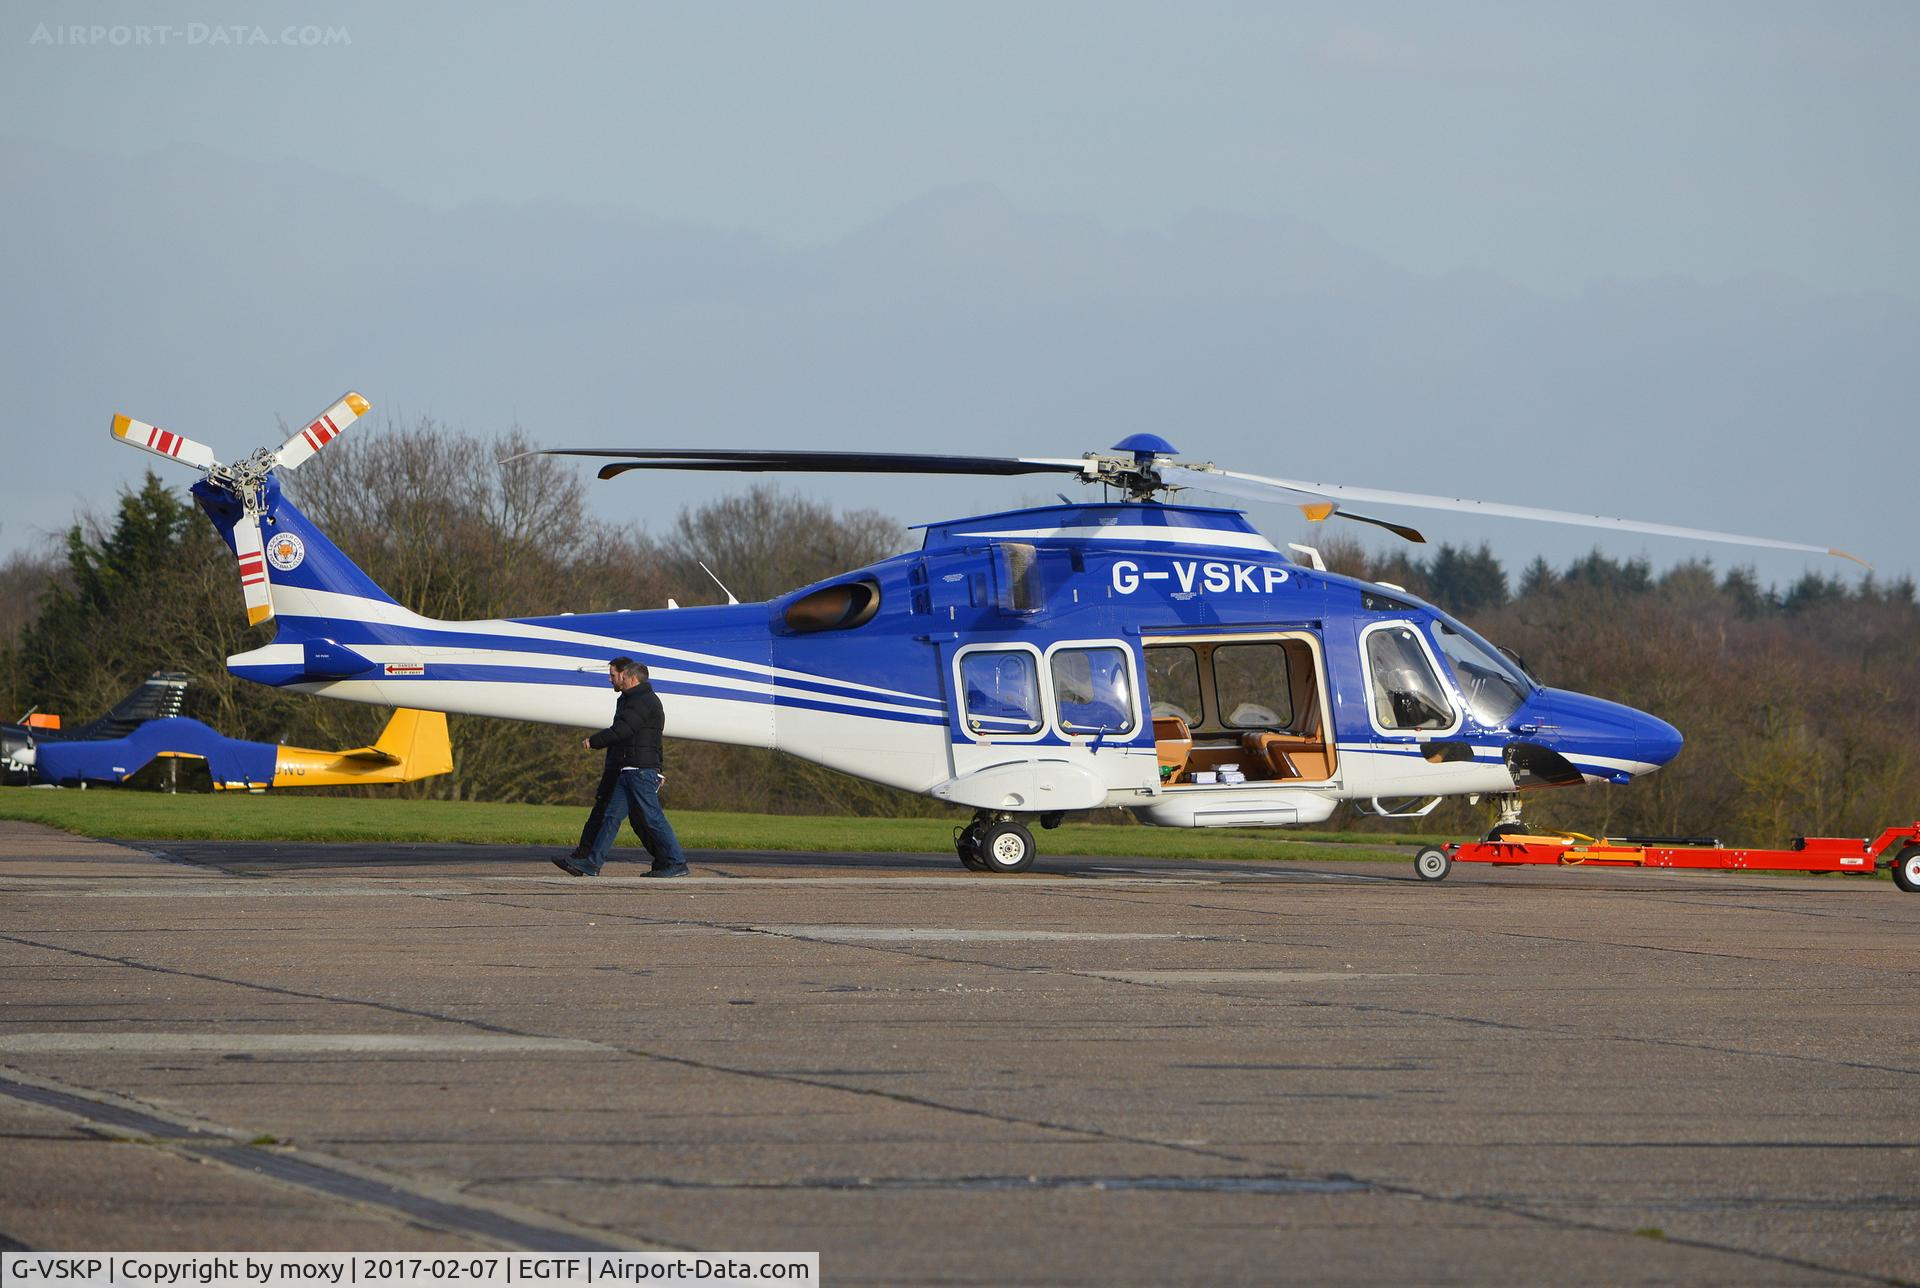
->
[335, 745, 402, 765]
[302, 639, 377, 679]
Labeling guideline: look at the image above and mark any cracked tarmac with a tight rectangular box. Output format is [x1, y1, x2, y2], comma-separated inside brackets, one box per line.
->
[1, 820, 1917, 1284]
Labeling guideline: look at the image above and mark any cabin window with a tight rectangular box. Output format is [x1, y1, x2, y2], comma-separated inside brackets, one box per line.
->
[1364, 625, 1456, 731]
[1212, 642, 1293, 729]
[1144, 645, 1202, 725]
[1050, 646, 1137, 735]
[959, 649, 1044, 735]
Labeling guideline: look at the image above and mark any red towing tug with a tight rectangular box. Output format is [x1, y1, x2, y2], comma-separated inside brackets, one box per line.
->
[1414, 824, 1920, 892]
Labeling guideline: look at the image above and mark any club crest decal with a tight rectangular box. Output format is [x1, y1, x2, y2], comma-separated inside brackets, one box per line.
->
[266, 532, 306, 572]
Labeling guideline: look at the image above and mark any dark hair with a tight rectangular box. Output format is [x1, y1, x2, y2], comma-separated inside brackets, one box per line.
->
[613, 657, 649, 681]
[608, 656, 634, 670]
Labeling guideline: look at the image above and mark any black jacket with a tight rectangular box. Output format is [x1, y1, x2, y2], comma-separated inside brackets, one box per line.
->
[588, 681, 665, 770]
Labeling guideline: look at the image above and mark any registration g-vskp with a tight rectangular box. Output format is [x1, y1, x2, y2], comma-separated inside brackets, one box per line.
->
[1110, 558, 1288, 596]
[10, 1260, 107, 1281]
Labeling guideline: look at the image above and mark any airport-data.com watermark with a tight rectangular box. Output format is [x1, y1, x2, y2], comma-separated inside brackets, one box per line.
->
[28, 22, 350, 48]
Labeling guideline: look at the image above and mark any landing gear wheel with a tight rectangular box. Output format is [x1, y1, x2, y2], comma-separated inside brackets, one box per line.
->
[1414, 847, 1452, 882]
[1486, 823, 1527, 842]
[955, 822, 989, 872]
[1893, 845, 1920, 894]
[977, 820, 1037, 874]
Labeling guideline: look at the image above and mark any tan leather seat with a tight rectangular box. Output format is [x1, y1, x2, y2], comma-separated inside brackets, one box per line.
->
[1240, 731, 1333, 782]
[1240, 732, 1296, 779]
[1154, 716, 1192, 780]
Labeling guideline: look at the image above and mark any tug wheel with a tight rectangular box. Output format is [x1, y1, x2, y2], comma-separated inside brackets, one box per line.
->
[1414, 847, 1452, 882]
[1893, 845, 1920, 894]
[977, 821, 1037, 874]
[955, 822, 989, 872]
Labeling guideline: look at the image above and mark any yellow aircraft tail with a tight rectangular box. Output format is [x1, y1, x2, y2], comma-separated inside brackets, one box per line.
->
[267, 709, 453, 788]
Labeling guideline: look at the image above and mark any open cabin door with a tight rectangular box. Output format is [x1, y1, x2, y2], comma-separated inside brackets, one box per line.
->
[1143, 631, 1339, 790]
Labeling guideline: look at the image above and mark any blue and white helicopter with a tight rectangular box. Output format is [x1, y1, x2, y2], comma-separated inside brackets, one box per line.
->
[110, 394, 1863, 873]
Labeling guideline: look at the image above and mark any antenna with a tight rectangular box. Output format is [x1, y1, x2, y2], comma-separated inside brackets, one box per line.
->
[697, 560, 739, 606]
[1287, 543, 1327, 572]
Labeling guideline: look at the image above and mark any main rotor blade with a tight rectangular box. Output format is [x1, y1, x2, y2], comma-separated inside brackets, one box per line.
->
[532, 448, 1090, 481]
[273, 392, 371, 471]
[110, 415, 220, 470]
[1164, 464, 1866, 566]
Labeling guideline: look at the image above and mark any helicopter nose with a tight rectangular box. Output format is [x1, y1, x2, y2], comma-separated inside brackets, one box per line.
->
[1527, 689, 1684, 784]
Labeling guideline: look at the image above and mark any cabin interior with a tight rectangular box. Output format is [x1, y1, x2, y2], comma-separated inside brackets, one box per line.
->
[1145, 634, 1337, 786]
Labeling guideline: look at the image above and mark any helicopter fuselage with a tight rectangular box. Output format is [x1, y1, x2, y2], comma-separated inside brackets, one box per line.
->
[214, 483, 1683, 831]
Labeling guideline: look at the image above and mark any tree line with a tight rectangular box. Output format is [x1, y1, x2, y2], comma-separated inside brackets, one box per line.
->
[2, 424, 1913, 845]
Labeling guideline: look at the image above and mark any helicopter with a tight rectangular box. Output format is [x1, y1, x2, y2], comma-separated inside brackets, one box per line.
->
[107, 393, 1863, 873]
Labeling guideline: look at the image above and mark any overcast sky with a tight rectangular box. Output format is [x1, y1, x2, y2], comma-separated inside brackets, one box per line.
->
[3, 1, 1915, 588]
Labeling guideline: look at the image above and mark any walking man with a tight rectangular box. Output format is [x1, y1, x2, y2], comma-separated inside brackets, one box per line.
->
[563, 660, 650, 866]
[557, 657, 689, 878]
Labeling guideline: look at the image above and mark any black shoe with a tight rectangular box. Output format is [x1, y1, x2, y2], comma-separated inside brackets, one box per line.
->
[552, 856, 592, 877]
[643, 866, 690, 878]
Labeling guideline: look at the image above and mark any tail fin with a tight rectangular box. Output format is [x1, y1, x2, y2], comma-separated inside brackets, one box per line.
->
[76, 672, 191, 741]
[370, 709, 454, 780]
[192, 475, 401, 626]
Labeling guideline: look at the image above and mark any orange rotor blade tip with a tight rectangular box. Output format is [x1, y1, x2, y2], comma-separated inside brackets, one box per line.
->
[1829, 548, 1871, 569]
[345, 392, 370, 416]
[111, 414, 132, 437]
[1300, 502, 1336, 523]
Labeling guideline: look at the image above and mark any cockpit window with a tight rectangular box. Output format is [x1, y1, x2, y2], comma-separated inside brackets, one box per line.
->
[1433, 622, 1532, 727]
[1364, 625, 1455, 731]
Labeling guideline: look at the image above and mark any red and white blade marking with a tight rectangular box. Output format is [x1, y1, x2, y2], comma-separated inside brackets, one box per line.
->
[109, 415, 219, 470]
[274, 391, 370, 471]
[234, 510, 273, 626]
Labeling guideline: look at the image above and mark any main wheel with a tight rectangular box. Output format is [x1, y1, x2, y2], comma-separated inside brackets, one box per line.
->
[1414, 846, 1452, 882]
[1893, 845, 1920, 894]
[956, 822, 989, 872]
[977, 820, 1037, 874]
[1486, 823, 1526, 842]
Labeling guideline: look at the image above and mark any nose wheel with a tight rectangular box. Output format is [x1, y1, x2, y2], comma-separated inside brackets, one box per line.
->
[1485, 793, 1527, 841]
[956, 812, 1037, 874]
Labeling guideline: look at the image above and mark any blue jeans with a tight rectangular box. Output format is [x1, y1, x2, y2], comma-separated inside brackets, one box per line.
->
[580, 768, 686, 874]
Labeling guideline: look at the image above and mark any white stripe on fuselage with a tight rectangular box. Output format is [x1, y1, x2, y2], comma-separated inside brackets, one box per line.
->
[262, 585, 937, 706]
[949, 525, 1279, 553]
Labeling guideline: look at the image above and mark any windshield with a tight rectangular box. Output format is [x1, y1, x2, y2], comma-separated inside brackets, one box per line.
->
[1432, 620, 1533, 727]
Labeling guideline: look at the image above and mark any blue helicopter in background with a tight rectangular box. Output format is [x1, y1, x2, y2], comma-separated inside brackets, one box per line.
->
[111, 397, 1862, 873]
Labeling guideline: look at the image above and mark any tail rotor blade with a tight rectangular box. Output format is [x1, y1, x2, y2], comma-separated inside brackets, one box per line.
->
[274, 392, 370, 471]
[233, 510, 274, 627]
[110, 415, 220, 470]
